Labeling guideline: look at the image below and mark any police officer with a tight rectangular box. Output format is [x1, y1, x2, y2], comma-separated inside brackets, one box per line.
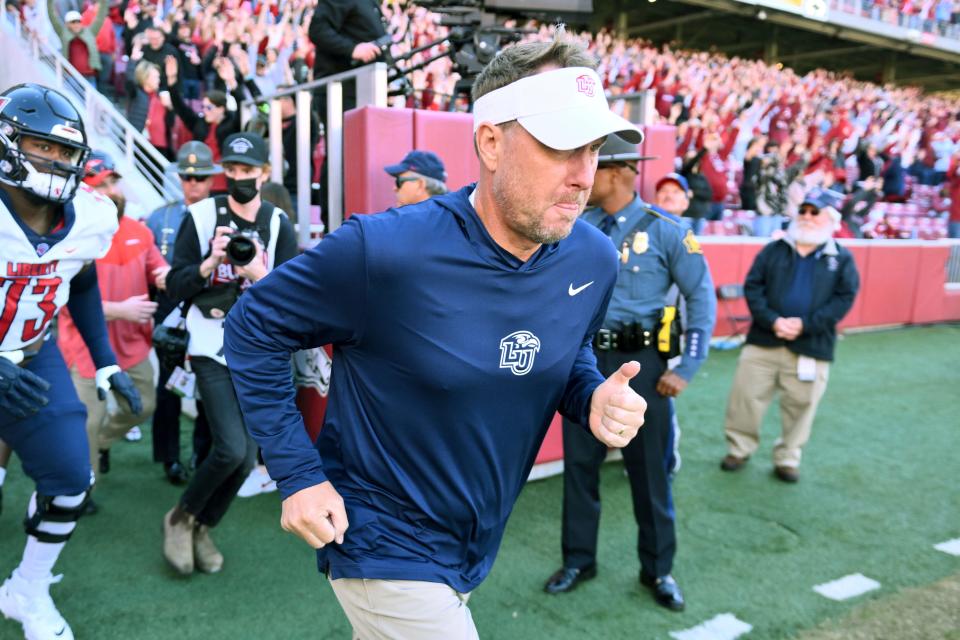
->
[144, 142, 220, 485]
[543, 136, 717, 611]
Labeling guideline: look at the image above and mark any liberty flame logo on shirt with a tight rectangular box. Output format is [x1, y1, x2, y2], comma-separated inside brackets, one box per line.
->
[499, 330, 541, 376]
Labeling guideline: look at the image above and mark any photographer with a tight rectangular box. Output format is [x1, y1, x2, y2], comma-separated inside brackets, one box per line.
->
[162, 132, 297, 576]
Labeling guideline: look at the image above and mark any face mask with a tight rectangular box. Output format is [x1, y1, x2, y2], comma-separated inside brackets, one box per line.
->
[226, 176, 258, 204]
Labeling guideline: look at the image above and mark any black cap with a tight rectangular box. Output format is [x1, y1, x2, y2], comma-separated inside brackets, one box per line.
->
[176, 141, 222, 176]
[220, 132, 268, 167]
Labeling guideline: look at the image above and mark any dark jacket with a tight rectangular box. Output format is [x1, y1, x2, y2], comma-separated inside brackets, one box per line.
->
[856, 149, 883, 181]
[744, 238, 860, 361]
[681, 149, 712, 219]
[308, 0, 386, 78]
[739, 156, 761, 211]
[124, 60, 151, 132]
[882, 156, 905, 198]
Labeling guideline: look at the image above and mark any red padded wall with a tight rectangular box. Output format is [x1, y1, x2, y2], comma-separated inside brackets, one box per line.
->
[859, 243, 921, 326]
[911, 244, 952, 324]
[412, 110, 479, 191]
[945, 290, 960, 321]
[637, 125, 677, 203]
[838, 243, 869, 330]
[703, 242, 746, 337]
[344, 107, 414, 217]
[535, 415, 564, 465]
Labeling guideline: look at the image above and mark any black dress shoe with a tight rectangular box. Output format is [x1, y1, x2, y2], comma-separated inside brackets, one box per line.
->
[98, 449, 110, 474]
[164, 461, 189, 486]
[543, 565, 597, 594]
[640, 572, 685, 611]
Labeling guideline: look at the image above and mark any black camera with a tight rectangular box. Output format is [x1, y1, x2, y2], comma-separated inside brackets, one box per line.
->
[225, 229, 262, 267]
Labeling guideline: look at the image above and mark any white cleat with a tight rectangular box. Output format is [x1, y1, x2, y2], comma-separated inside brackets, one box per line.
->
[0, 570, 75, 640]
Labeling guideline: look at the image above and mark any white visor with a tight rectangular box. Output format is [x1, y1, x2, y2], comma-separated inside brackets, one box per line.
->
[472, 67, 643, 151]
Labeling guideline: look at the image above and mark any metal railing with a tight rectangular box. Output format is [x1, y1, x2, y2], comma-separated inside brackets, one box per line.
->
[608, 89, 656, 126]
[242, 63, 388, 246]
[3, 24, 181, 207]
[947, 241, 960, 284]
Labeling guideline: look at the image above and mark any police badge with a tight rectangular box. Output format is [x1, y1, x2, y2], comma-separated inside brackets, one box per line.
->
[632, 232, 649, 255]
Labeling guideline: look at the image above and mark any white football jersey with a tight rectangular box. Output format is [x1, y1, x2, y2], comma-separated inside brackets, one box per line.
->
[0, 184, 118, 351]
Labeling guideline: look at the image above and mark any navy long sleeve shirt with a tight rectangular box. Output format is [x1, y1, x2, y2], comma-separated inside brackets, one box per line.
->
[223, 186, 617, 592]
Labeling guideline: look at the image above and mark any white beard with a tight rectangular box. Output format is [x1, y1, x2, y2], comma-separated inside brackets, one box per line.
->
[787, 220, 833, 246]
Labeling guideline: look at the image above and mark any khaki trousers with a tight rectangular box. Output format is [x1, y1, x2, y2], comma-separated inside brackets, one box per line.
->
[723, 344, 830, 468]
[71, 357, 156, 470]
[329, 577, 477, 640]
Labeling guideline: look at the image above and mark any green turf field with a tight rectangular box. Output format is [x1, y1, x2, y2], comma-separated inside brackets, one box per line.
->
[1, 325, 958, 639]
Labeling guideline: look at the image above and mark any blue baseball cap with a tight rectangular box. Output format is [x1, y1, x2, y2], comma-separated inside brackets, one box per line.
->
[801, 188, 841, 211]
[384, 150, 447, 183]
[655, 172, 690, 193]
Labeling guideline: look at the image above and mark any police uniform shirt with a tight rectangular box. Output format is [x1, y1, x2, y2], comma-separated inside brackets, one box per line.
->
[582, 196, 717, 380]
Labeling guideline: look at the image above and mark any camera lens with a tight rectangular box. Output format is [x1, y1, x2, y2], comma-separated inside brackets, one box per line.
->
[226, 235, 256, 267]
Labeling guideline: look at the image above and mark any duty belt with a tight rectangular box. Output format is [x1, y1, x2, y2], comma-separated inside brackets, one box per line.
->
[593, 324, 653, 352]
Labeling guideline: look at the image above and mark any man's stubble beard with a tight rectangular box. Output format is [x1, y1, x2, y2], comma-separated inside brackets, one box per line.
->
[492, 170, 585, 246]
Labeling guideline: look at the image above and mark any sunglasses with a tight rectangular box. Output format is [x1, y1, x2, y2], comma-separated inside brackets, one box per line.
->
[180, 175, 211, 182]
[395, 176, 420, 189]
[798, 206, 821, 216]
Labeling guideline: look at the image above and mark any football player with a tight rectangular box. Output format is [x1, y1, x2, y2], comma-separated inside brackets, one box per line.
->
[0, 83, 142, 640]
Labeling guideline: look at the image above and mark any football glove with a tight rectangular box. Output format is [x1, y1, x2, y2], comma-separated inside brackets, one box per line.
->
[0, 354, 51, 419]
[95, 365, 143, 415]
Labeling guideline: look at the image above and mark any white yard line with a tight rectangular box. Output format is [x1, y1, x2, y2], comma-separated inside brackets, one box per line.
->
[934, 538, 960, 556]
[669, 613, 753, 640]
[813, 573, 881, 601]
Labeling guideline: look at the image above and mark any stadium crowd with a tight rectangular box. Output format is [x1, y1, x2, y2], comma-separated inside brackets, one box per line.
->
[3, 0, 960, 240]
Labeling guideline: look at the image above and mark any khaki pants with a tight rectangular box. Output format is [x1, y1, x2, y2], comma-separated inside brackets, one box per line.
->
[72, 357, 156, 470]
[723, 344, 830, 468]
[329, 577, 477, 640]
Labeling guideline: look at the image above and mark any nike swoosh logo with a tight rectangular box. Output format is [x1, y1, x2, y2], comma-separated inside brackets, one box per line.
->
[64, 247, 77, 254]
[568, 281, 594, 296]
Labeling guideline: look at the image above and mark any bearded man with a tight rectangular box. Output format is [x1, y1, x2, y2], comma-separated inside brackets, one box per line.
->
[719, 192, 860, 483]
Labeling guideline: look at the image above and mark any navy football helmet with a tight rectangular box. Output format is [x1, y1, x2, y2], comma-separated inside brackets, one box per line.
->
[0, 83, 91, 203]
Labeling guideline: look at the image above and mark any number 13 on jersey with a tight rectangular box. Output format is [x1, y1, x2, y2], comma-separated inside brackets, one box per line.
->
[0, 275, 62, 346]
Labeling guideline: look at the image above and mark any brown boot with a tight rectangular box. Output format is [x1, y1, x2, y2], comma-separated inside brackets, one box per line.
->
[193, 524, 224, 573]
[163, 506, 195, 575]
[720, 455, 748, 472]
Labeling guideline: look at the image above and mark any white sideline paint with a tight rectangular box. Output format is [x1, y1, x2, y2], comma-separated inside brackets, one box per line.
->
[813, 574, 881, 601]
[934, 539, 960, 556]
[669, 613, 753, 640]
